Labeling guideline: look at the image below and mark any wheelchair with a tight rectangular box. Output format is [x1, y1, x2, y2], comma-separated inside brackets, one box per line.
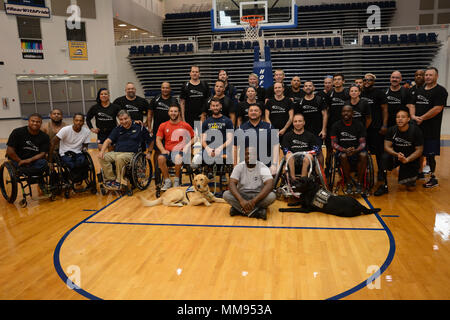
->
[0, 159, 59, 208]
[273, 151, 328, 200]
[327, 150, 375, 196]
[52, 150, 97, 199]
[97, 151, 153, 197]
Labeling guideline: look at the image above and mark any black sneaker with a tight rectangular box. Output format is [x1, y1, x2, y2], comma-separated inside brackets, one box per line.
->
[354, 183, 363, 194]
[423, 177, 438, 189]
[344, 183, 353, 195]
[230, 207, 241, 217]
[374, 184, 388, 196]
[377, 172, 384, 183]
[257, 208, 267, 221]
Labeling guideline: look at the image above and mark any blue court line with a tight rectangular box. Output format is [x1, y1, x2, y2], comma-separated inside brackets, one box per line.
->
[53, 195, 395, 301]
[381, 215, 400, 218]
[83, 220, 385, 232]
[326, 196, 396, 300]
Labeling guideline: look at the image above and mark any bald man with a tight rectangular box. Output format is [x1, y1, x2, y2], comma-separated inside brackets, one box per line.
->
[113, 82, 150, 123]
[385, 71, 409, 127]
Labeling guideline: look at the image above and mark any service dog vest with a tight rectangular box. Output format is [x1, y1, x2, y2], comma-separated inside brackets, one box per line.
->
[312, 188, 332, 209]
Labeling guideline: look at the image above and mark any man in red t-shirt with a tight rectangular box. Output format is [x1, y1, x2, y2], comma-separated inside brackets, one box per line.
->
[156, 105, 195, 190]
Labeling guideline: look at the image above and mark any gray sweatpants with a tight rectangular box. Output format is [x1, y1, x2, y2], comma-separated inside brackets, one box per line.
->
[223, 190, 276, 214]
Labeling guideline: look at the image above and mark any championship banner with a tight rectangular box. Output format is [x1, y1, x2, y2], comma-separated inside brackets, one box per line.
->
[21, 39, 43, 59]
[4, 2, 51, 18]
[68, 41, 88, 60]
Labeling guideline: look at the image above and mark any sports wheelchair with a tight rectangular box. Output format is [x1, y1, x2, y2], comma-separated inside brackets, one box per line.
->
[97, 151, 153, 196]
[51, 150, 97, 199]
[327, 150, 375, 196]
[0, 159, 58, 208]
[273, 151, 328, 200]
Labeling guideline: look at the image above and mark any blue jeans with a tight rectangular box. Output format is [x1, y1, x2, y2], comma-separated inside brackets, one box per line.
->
[61, 153, 86, 169]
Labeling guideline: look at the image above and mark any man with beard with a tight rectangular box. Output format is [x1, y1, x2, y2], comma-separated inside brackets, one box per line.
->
[361, 73, 388, 182]
[113, 82, 150, 123]
[42, 108, 67, 151]
[409, 67, 448, 188]
[330, 105, 368, 195]
[156, 105, 195, 191]
[193, 98, 234, 168]
[385, 71, 409, 128]
[374, 108, 424, 196]
[224, 146, 276, 220]
[295, 81, 328, 141]
[287, 76, 305, 107]
[179, 65, 210, 130]
[201, 80, 235, 125]
[7, 113, 50, 173]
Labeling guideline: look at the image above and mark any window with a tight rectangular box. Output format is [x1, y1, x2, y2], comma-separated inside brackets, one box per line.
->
[419, 14, 434, 25]
[420, 0, 435, 10]
[66, 21, 87, 41]
[17, 16, 42, 39]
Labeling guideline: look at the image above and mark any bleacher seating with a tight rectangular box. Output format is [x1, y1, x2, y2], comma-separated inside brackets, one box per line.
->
[363, 32, 438, 46]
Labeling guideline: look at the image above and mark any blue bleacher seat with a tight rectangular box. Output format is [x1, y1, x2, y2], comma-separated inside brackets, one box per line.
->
[137, 46, 145, 54]
[229, 41, 236, 50]
[236, 41, 243, 50]
[427, 33, 437, 43]
[129, 46, 137, 55]
[389, 34, 398, 44]
[170, 44, 178, 53]
[213, 42, 220, 51]
[333, 37, 341, 46]
[276, 39, 283, 48]
[399, 34, 408, 44]
[372, 35, 380, 45]
[325, 37, 332, 47]
[418, 33, 427, 43]
[145, 45, 152, 54]
[152, 45, 160, 54]
[252, 41, 259, 48]
[292, 38, 299, 48]
[408, 34, 417, 43]
[186, 43, 194, 52]
[162, 44, 170, 53]
[268, 39, 275, 49]
[381, 35, 389, 45]
[284, 39, 291, 48]
[220, 42, 228, 51]
[300, 38, 307, 47]
[308, 38, 316, 47]
[316, 38, 323, 47]
[244, 41, 252, 49]
[363, 35, 371, 45]
[178, 43, 186, 52]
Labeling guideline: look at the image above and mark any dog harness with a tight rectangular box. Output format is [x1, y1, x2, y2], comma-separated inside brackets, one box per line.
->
[312, 188, 332, 209]
[185, 186, 195, 201]
[185, 185, 215, 202]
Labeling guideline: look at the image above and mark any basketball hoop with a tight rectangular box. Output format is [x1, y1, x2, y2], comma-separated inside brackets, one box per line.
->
[240, 15, 264, 41]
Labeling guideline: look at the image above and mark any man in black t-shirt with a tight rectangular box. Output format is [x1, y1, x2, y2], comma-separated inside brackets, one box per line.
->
[179, 65, 210, 130]
[265, 69, 292, 102]
[282, 113, 322, 179]
[409, 67, 448, 188]
[238, 73, 266, 105]
[330, 105, 368, 194]
[201, 80, 235, 125]
[374, 108, 424, 196]
[113, 82, 150, 123]
[287, 76, 305, 106]
[295, 81, 328, 140]
[6, 113, 50, 174]
[265, 82, 294, 137]
[385, 71, 409, 128]
[361, 73, 388, 181]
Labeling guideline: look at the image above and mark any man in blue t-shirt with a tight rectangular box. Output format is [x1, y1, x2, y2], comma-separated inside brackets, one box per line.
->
[98, 110, 153, 189]
[193, 98, 234, 168]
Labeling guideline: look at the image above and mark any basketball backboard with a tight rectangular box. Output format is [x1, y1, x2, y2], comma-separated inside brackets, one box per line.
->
[212, 0, 297, 32]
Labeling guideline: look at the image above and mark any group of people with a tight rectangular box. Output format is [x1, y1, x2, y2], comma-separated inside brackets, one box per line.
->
[5, 65, 447, 220]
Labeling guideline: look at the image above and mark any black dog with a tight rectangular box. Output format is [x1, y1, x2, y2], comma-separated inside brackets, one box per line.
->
[279, 176, 381, 217]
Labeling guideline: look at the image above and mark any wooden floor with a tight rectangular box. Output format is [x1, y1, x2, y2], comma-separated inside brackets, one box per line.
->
[0, 143, 449, 300]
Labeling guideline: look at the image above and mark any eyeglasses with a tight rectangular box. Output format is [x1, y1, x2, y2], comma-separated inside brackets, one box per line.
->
[363, 78, 374, 82]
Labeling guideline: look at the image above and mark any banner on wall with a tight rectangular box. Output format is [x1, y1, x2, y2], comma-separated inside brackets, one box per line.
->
[21, 39, 44, 59]
[68, 41, 88, 60]
[4, 1, 51, 18]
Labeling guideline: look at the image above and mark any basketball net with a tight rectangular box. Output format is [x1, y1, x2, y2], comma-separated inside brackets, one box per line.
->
[241, 15, 265, 60]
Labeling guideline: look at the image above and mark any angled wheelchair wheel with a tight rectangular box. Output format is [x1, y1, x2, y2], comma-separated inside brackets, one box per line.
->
[365, 153, 375, 194]
[314, 157, 328, 190]
[0, 161, 18, 204]
[131, 153, 153, 191]
[84, 151, 97, 194]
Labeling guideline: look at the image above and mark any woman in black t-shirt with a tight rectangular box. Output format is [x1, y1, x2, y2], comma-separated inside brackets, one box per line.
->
[265, 82, 294, 137]
[347, 84, 372, 129]
[236, 86, 263, 127]
[86, 88, 121, 150]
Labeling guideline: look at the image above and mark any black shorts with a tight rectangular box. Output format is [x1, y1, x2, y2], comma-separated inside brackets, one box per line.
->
[97, 132, 110, 144]
[382, 153, 419, 185]
[423, 139, 440, 157]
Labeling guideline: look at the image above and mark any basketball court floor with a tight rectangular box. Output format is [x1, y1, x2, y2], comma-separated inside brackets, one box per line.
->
[0, 129, 449, 300]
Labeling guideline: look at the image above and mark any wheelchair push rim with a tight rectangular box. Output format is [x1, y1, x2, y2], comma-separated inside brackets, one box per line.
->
[0, 161, 18, 203]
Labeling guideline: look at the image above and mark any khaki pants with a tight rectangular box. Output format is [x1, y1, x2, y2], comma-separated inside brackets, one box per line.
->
[99, 152, 134, 185]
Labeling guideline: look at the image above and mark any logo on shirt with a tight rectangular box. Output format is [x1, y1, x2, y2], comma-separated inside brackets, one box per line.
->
[394, 137, 412, 147]
[387, 96, 401, 104]
[125, 105, 139, 112]
[24, 140, 39, 152]
[271, 105, 286, 113]
[189, 90, 205, 98]
[340, 132, 356, 141]
[331, 98, 345, 106]
[416, 95, 430, 105]
[301, 104, 318, 113]
[97, 112, 114, 121]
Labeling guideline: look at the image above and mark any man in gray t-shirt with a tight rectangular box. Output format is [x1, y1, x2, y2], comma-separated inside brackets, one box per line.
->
[223, 147, 276, 220]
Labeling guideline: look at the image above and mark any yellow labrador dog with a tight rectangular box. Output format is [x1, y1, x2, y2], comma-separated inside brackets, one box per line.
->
[139, 174, 226, 207]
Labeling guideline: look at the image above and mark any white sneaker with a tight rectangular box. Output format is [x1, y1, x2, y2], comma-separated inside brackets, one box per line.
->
[161, 179, 172, 191]
[173, 178, 180, 187]
[423, 165, 431, 173]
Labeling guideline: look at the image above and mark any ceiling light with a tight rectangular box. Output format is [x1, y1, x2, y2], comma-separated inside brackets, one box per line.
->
[118, 24, 127, 27]
[130, 28, 138, 31]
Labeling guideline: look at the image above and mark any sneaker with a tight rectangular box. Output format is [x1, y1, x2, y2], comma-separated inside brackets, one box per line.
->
[161, 179, 172, 191]
[105, 181, 119, 189]
[354, 183, 363, 194]
[423, 165, 431, 174]
[173, 177, 180, 187]
[423, 177, 438, 189]
[377, 172, 384, 183]
[344, 183, 353, 195]
[417, 172, 426, 180]
[257, 208, 267, 220]
[374, 184, 388, 196]
[229, 207, 241, 217]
